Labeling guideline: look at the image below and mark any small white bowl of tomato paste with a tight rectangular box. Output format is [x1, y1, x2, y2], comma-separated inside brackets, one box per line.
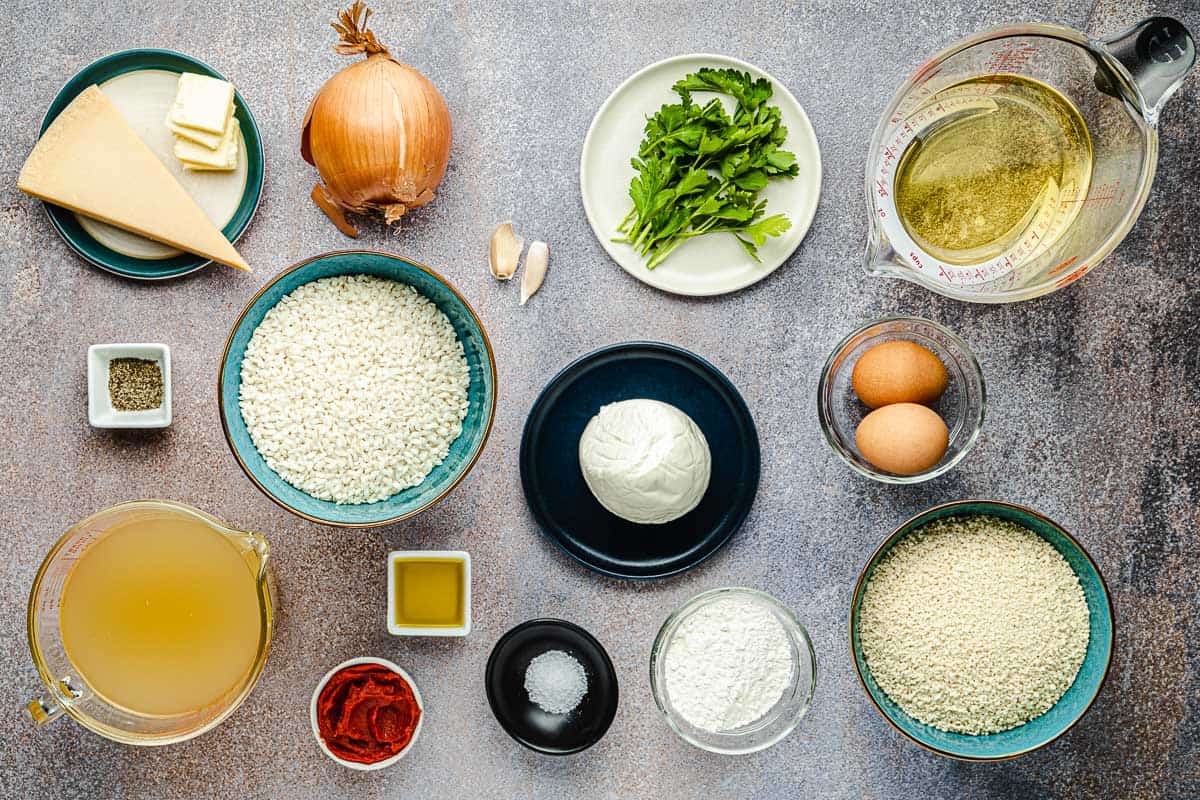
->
[310, 656, 424, 770]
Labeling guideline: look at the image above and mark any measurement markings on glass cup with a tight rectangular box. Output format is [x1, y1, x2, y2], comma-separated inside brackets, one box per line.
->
[1058, 180, 1126, 209]
[983, 41, 1038, 74]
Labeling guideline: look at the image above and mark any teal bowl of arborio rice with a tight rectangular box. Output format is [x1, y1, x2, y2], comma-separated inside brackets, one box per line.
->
[218, 250, 496, 527]
[850, 500, 1113, 761]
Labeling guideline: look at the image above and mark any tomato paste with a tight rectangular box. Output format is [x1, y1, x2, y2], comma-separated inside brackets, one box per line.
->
[316, 663, 421, 763]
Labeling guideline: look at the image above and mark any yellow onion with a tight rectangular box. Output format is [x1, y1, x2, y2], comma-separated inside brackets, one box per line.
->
[301, 1, 452, 237]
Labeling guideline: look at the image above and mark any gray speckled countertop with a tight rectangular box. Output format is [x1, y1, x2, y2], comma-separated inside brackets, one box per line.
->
[2, 1, 1198, 798]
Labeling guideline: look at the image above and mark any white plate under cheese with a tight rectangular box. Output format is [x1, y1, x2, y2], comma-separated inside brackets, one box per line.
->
[76, 70, 247, 260]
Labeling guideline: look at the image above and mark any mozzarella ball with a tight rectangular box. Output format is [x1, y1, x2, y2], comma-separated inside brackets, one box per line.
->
[578, 399, 711, 525]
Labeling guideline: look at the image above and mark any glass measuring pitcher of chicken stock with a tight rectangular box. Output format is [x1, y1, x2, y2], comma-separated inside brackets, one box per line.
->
[864, 17, 1195, 302]
[26, 500, 273, 745]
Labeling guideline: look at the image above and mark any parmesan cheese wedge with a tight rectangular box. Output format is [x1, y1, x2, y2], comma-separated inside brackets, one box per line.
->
[17, 85, 250, 272]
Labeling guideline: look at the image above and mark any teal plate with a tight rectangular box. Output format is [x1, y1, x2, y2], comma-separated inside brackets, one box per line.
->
[850, 500, 1114, 761]
[218, 251, 496, 527]
[39, 49, 264, 280]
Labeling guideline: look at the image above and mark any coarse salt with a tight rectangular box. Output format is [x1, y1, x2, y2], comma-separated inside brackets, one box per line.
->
[524, 650, 588, 715]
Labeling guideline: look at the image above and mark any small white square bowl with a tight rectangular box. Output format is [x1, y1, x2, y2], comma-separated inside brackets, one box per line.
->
[387, 550, 471, 637]
[87, 343, 172, 429]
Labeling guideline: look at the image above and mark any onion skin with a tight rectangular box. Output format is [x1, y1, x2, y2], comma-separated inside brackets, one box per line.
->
[302, 51, 452, 234]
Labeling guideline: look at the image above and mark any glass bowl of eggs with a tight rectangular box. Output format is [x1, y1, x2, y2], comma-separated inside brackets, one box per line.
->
[817, 316, 985, 483]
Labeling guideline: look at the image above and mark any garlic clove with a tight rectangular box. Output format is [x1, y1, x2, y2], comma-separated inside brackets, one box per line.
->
[489, 221, 523, 280]
[521, 241, 549, 305]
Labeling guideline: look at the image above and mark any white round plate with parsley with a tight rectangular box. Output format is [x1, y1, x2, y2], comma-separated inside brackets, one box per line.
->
[580, 53, 821, 297]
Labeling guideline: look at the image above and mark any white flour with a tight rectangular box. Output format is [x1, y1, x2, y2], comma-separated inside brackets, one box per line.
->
[663, 596, 794, 732]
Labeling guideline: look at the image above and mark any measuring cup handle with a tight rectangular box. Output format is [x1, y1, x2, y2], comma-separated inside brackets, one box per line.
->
[1099, 17, 1196, 118]
[26, 696, 66, 727]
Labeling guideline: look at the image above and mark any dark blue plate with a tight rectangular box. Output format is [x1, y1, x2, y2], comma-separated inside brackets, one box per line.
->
[519, 342, 760, 579]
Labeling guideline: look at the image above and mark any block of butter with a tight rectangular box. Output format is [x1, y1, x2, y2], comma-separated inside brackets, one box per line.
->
[166, 72, 239, 171]
[175, 118, 239, 170]
[168, 73, 234, 135]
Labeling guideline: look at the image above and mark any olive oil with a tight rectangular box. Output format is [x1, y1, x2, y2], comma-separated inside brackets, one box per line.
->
[59, 514, 262, 717]
[894, 74, 1093, 265]
[392, 557, 465, 628]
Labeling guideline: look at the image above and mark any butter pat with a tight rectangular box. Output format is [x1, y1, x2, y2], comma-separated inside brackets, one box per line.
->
[166, 72, 240, 170]
[175, 118, 239, 171]
[168, 73, 234, 135]
[167, 118, 224, 149]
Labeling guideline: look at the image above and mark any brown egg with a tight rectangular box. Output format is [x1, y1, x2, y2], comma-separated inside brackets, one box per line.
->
[851, 340, 949, 409]
[855, 403, 949, 476]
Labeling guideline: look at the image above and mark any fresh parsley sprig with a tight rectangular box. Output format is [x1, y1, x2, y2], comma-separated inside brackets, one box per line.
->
[614, 68, 800, 270]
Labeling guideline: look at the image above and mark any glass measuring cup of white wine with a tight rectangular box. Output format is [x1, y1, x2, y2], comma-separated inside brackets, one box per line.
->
[864, 17, 1195, 302]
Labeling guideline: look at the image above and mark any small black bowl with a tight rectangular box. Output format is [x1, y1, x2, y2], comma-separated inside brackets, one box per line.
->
[485, 619, 618, 755]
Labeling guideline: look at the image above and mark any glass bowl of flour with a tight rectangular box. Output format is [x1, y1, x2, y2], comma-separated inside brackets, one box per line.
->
[650, 587, 816, 754]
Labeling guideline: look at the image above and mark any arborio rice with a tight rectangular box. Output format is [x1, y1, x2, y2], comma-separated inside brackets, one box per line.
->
[857, 515, 1090, 735]
[239, 275, 470, 505]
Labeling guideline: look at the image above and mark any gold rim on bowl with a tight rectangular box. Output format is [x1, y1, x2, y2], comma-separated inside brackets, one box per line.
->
[216, 250, 498, 528]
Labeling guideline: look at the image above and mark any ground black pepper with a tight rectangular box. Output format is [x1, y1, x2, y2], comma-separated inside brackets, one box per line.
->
[108, 358, 163, 411]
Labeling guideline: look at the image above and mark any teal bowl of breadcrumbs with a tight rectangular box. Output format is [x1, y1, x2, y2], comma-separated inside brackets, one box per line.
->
[850, 500, 1113, 761]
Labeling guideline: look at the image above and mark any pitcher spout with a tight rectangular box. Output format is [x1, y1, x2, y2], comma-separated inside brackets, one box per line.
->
[236, 530, 271, 580]
[863, 227, 910, 278]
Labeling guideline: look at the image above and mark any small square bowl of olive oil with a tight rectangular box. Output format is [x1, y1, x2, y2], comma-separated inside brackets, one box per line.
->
[387, 551, 471, 637]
